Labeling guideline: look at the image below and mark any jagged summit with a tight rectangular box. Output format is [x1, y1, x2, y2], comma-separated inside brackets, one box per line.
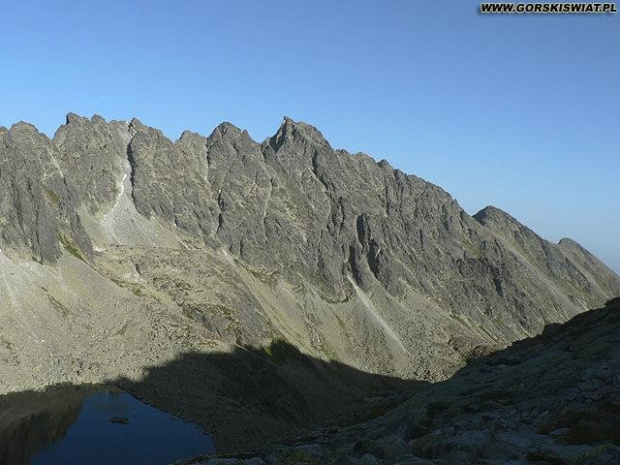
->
[267, 116, 332, 152]
[1, 112, 619, 457]
[65, 112, 86, 124]
[9, 121, 42, 134]
[210, 121, 243, 138]
[473, 204, 526, 226]
[0, 111, 619, 400]
[474, 204, 505, 221]
[559, 236, 587, 249]
[56, 112, 332, 152]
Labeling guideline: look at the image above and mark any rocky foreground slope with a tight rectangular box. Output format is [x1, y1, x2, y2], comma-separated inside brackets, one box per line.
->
[187, 298, 620, 465]
[0, 114, 619, 450]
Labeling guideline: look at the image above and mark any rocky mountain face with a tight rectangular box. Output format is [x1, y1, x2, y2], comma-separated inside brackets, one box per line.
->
[0, 114, 619, 452]
[198, 298, 620, 465]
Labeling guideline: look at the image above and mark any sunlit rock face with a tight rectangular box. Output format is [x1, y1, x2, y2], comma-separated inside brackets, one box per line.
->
[0, 113, 618, 394]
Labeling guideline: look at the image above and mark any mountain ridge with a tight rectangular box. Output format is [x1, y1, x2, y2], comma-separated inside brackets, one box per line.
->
[0, 113, 618, 395]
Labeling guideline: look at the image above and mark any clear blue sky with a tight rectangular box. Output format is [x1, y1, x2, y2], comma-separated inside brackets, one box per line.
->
[1, 1, 618, 272]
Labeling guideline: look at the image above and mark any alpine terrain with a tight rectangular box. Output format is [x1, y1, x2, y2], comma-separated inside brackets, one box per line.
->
[0, 114, 618, 458]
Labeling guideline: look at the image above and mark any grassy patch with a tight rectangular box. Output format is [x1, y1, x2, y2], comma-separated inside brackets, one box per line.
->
[238, 261, 280, 287]
[317, 289, 351, 304]
[181, 303, 237, 330]
[57, 235, 85, 262]
[0, 337, 14, 352]
[460, 233, 482, 259]
[322, 344, 341, 363]
[292, 280, 308, 294]
[331, 312, 351, 345]
[49, 295, 70, 318]
[204, 304, 235, 318]
[45, 188, 60, 205]
[260, 338, 305, 365]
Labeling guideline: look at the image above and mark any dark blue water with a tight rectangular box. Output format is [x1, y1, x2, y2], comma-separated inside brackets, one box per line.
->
[29, 390, 214, 465]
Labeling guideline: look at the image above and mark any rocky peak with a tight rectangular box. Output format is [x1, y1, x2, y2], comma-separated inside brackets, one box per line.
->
[206, 122, 259, 159]
[210, 121, 243, 140]
[559, 237, 585, 250]
[0, 119, 92, 263]
[65, 112, 88, 125]
[0, 114, 619, 462]
[0, 113, 618, 384]
[267, 116, 332, 153]
[473, 205, 516, 225]
[129, 117, 161, 138]
[473, 204, 547, 251]
[8, 121, 45, 139]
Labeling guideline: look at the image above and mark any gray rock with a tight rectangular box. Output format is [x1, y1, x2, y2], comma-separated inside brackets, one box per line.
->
[0, 122, 92, 263]
[393, 457, 436, 465]
[358, 454, 380, 465]
[3, 115, 618, 367]
[1, 114, 620, 463]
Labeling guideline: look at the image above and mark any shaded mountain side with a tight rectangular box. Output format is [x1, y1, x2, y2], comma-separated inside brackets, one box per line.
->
[2, 299, 618, 464]
[193, 298, 620, 465]
[0, 386, 87, 465]
[0, 114, 619, 391]
[0, 341, 423, 460]
[118, 341, 420, 453]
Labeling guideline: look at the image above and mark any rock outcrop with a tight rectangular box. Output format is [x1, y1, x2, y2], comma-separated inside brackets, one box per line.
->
[190, 298, 620, 464]
[0, 114, 619, 457]
[0, 114, 619, 392]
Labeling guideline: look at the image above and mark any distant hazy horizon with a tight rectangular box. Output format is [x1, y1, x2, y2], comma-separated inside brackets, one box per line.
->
[1, 1, 618, 274]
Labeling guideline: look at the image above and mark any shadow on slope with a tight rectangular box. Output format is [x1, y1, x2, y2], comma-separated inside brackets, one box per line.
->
[190, 299, 620, 465]
[117, 341, 424, 453]
[3, 299, 619, 465]
[370, 298, 620, 464]
[0, 341, 425, 463]
[0, 385, 87, 465]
